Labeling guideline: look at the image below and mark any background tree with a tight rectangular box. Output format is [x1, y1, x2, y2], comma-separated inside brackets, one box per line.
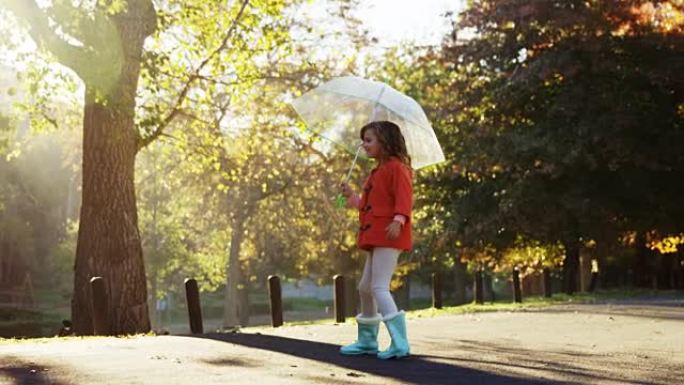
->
[419, 0, 684, 293]
[0, 131, 80, 303]
[132, 0, 373, 328]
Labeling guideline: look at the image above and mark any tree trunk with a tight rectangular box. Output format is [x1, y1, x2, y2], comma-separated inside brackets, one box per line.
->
[634, 232, 654, 288]
[238, 269, 250, 326]
[70, 2, 155, 335]
[223, 218, 244, 328]
[562, 238, 580, 295]
[452, 254, 467, 305]
[483, 272, 495, 302]
[72, 99, 150, 335]
[676, 251, 684, 290]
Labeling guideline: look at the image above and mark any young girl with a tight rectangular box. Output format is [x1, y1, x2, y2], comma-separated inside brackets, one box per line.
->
[339, 120, 412, 360]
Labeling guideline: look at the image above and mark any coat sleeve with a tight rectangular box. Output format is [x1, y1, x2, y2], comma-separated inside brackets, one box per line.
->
[392, 163, 413, 221]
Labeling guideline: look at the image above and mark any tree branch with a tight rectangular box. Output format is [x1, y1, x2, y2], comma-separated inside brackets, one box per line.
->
[0, 0, 86, 74]
[138, 0, 250, 150]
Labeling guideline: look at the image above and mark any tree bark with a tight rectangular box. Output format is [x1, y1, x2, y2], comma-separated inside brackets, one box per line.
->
[72, 97, 150, 335]
[452, 253, 467, 305]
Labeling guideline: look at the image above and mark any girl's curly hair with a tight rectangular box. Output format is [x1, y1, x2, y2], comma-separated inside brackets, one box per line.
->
[360, 121, 411, 167]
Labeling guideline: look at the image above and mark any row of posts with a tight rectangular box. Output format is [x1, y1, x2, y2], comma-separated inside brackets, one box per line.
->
[88, 269, 553, 335]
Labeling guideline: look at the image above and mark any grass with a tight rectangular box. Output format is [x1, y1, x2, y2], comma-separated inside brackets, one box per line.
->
[410, 288, 683, 319]
[255, 288, 683, 328]
[409, 293, 592, 319]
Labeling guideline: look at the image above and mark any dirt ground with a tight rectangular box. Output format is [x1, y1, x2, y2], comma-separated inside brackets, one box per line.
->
[1, 298, 683, 385]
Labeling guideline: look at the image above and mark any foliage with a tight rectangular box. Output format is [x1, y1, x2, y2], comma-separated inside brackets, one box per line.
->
[648, 233, 684, 254]
[131, 0, 379, 326]
[498, 237, 565, 277]
[391, 1, 684, 277]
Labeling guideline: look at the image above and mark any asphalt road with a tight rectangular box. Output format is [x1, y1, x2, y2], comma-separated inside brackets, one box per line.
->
[1, 299, 683, 385]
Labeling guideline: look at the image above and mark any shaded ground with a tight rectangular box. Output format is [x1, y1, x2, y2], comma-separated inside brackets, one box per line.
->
[1, 299, 683, 385]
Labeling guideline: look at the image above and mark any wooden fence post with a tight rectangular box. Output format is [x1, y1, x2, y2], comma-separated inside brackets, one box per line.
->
[90, 277, 109, 335]
[474, 269, 484, 304]
[184, 278, 203, 334]
[333, 275, 346, 323]
[432, 272, 443, 309]
[268, 275, 283, 327]
[512, 269, 522, 303]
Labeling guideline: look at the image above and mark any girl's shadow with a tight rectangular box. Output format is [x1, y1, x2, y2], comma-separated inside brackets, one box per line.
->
[195, 332, 555, 385]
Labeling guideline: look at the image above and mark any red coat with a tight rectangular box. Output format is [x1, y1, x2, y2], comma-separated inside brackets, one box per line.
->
[357, 157, 413, 251]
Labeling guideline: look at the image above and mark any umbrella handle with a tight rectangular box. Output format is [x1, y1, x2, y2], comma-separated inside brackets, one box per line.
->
[335, 144, 363, 209]
[343, 144, 363, 184]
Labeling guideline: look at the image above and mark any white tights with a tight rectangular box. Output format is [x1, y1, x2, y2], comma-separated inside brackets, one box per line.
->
[358, 247, 400, 318]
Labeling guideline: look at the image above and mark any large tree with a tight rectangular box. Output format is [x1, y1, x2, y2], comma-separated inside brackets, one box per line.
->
[0, 0, 296, 334]
[0, 0, 158, 334]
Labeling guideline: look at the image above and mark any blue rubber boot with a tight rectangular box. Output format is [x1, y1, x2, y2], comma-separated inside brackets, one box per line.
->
[378, 311, 410, 359]
[340, 314, 381, 355]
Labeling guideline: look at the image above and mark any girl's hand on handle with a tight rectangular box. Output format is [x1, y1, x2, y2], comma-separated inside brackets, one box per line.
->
[385, 221, 402, 240]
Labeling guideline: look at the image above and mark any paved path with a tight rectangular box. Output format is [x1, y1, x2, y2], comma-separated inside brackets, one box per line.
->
[1, 300, 683, 385]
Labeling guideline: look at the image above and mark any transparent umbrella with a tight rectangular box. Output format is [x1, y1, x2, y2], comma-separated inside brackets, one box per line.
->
[291, 76, 445, 170]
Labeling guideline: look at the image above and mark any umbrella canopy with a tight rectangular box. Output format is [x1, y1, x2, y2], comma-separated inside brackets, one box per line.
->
[291, 76, 445, 170]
